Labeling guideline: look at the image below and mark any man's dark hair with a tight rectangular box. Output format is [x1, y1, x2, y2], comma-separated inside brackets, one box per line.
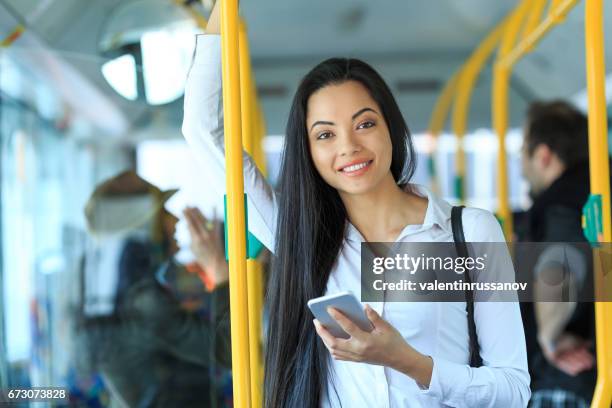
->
[525, 100, 589, 168]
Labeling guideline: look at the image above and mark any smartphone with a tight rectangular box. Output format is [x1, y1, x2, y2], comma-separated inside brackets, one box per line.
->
[307, 291, 373, 339]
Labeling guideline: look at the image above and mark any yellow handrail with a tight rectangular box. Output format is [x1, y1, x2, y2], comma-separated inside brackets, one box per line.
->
[427, 71, 459, 195]
[238, 20, 264, 408]
[428, 72, 459, 136]
[518, 0, 547, 50]
[452, 18, 509, 202]
[239, 22, 254, 154]
[252, 96, 267, 394]
[220, 0, 252, 406]
[492, 0, 531, 239]
[491, 0, 582, 240]
[498, 0, 580, 69]
[585, 1, 612, 406]
[431, 0, 611, 403]
[253, 104, 268, 172]
[431, 0, 581, 227]
[550, 0, 569, 22]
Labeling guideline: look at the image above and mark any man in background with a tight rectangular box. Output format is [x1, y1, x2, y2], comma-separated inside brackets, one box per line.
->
[517, 101, 598, 408]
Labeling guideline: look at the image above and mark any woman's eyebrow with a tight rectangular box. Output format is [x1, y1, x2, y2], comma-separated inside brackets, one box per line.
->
[310, 120, 334, 132]
[309, 107, 378, 132]
[352, 107, 378, 120]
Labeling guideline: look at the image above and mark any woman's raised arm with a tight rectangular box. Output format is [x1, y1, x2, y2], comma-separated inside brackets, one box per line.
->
[205, 0, 221, 34]
[181, 2, 277, 252]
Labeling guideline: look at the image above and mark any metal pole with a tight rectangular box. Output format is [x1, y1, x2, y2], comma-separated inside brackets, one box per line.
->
[452, 19, 508, 203]
[492, 0, 530, 239]
[220, 0, 252, 406]
[584, 1, 612, 406]
[238, 20, 263, 408]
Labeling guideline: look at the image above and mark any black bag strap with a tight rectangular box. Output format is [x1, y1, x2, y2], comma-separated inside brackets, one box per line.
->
[451, 206, 483, 367]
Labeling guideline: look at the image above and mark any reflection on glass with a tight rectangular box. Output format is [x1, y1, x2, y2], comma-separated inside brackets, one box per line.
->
[98, 0, 199, 105]
[141, 25, 197, 105]
[101, 55, 138, 101]
[78, 170, 233, 406]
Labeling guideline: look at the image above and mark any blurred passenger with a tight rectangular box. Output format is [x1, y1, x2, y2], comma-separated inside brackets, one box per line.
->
[78, 170, 232, 408]
[518, 101, 598, 408]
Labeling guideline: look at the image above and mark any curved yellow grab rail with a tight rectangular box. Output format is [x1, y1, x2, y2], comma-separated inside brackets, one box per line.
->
[220, 0, 251, 406]
[498, 0, 581, 70]
[550, 0, 570, 22]
[451, 18, 509, 203]
[585, 1, 612, 406]
[492, 0, 531, 239]
[238, 20, 264, 408]
[436, 0, 611, 402]
[518, 0, 547, 50]
[426, 72, 459, 195]
[492, 0, 581, 240]
[429, 73, 459, 136]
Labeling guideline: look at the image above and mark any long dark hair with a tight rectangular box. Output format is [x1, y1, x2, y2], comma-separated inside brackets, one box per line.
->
[264, 58, 417, 407]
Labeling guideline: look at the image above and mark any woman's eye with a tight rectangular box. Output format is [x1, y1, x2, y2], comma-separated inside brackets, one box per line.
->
[317, 131, 333, 140]
[358, 121, 375, 130]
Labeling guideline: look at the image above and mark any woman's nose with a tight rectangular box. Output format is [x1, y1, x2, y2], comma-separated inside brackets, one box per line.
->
[337, 131, 361, 156]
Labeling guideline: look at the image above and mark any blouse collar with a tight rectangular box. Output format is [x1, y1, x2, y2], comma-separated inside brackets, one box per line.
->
[344, 184, 454, 243]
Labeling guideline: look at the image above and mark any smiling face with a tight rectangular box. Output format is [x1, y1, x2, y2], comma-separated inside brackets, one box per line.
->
[306, 80, 394, 196]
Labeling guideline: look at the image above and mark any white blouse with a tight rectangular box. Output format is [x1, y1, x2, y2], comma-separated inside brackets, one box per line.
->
[182, 34, 531, 408]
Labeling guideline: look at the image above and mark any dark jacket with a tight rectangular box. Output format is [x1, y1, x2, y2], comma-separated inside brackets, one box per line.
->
[80, 239, 232, 408]
[516, 162, 597, 402]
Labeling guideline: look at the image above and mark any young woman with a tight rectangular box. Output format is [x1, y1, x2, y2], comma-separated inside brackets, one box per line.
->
[182, 3, 530, 407]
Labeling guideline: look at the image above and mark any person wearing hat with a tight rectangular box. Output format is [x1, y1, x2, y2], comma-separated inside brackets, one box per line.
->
[79, 170, 232, 408]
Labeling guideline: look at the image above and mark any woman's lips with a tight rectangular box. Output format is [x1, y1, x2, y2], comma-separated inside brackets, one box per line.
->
[339, 160, 373, 177]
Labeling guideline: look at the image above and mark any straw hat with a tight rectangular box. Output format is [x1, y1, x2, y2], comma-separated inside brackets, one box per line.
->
[85, 170, 178, 237]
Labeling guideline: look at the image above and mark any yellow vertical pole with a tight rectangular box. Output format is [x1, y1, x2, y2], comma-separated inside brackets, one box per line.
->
[452, 20, 508, 203]
[429, 72, 459, 136]
[240, 21, 254, 153]
[253, 98, 268, 172]
[238, 20, 263, 408]
[251, 56, 267, 389]
[492, 60, 512, 238]
[454, 135, 467, 203]
[220, 1, 251, 407]
[251, 97, 267, 390]
[427, 71, 459, 195]
[452, 67, 467, 203]
[246, 256, 263, 407]
[492, 0, 530, 239]
[585, 1, 612, 406]
[254, 101, 267, 386]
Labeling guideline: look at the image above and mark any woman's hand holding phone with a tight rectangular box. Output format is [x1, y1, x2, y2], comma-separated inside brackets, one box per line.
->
[314, 305, 433, 388]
